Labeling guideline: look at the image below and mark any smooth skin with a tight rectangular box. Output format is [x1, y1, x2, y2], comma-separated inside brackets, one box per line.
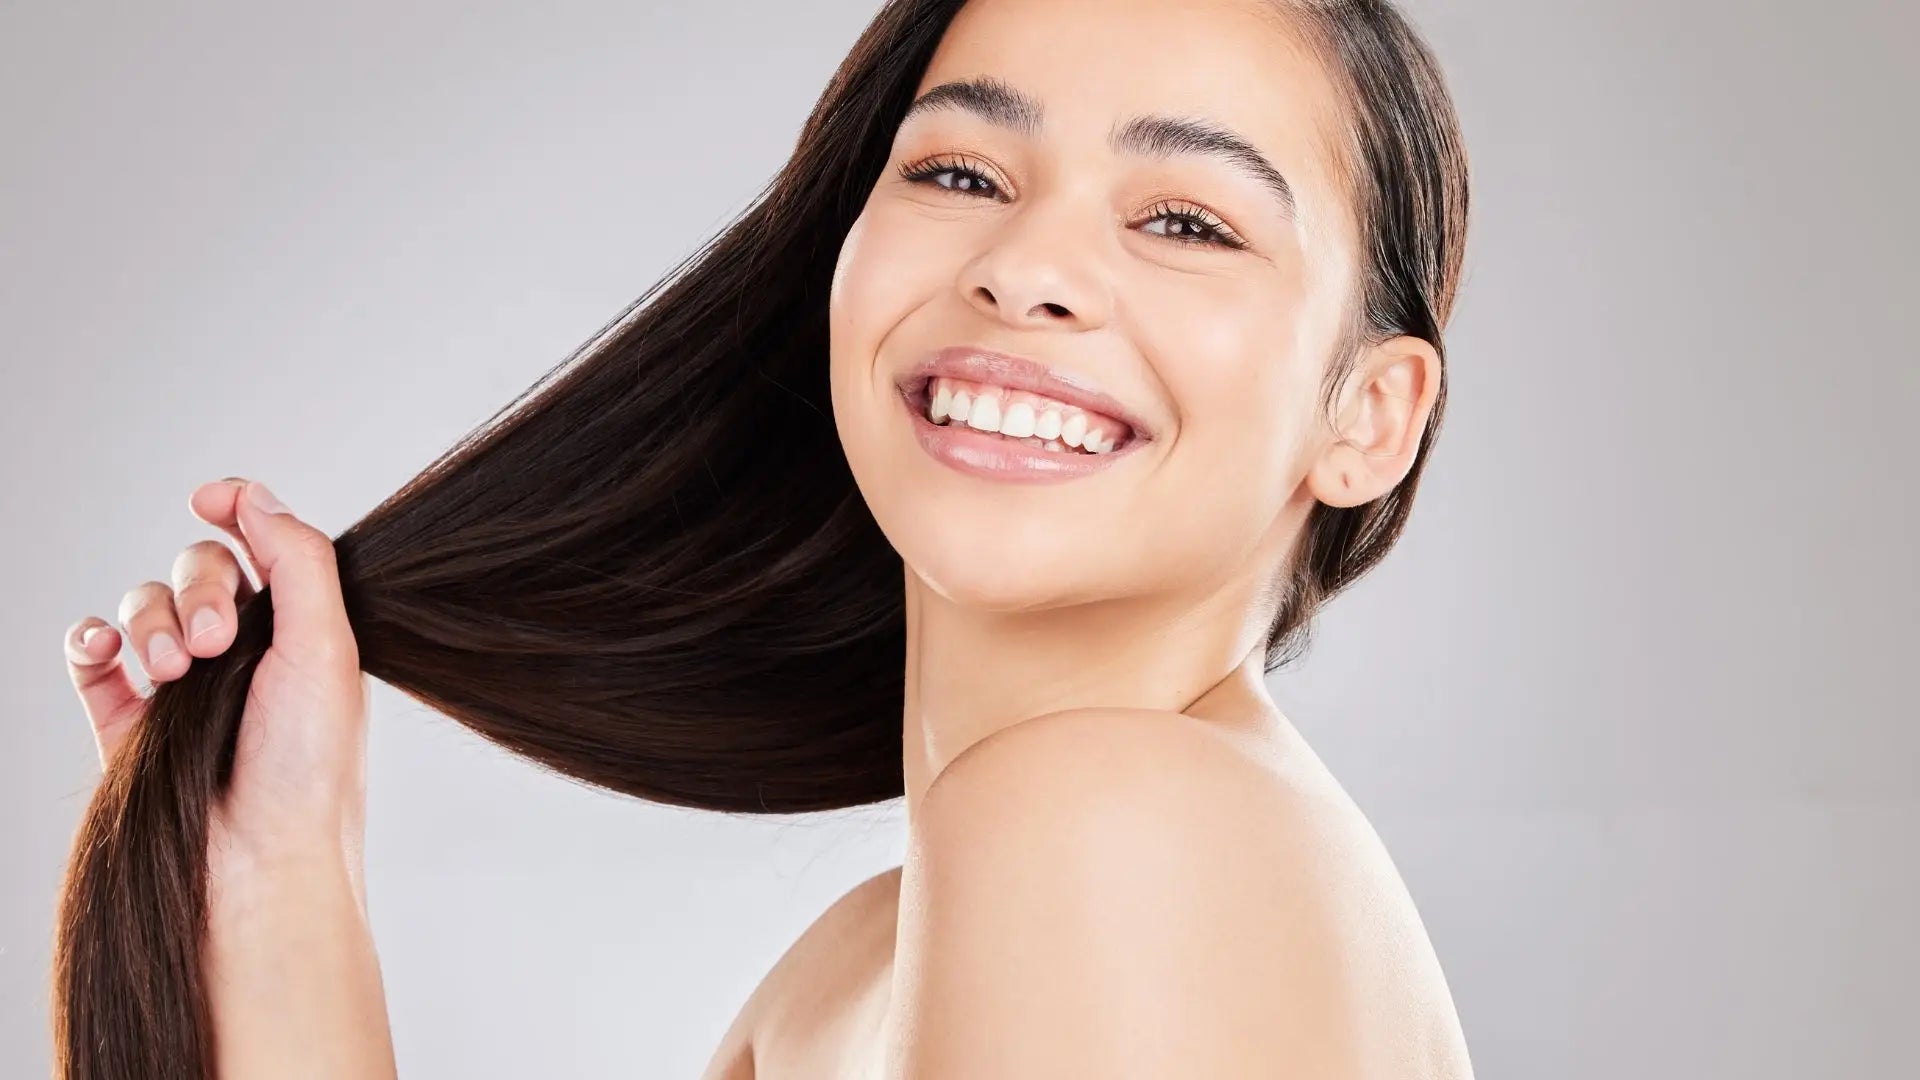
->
[63, 477, 397, 1079]
[806, 0, 1468, 1074]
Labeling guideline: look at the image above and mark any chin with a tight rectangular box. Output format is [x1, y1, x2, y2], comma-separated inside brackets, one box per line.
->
[895, 516, 1101, 613]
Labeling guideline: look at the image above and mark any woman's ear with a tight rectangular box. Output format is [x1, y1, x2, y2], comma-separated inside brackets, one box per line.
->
[1304, 334, 1442, 509]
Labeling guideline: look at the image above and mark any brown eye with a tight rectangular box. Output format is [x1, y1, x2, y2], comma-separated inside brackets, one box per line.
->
[1138, 200, 1249, 250]
[897, 156, 1002, 198]
[896, 157, 1251, 251]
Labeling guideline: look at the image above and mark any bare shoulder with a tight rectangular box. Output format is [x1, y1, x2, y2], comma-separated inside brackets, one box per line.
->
[894, 706, 1475, 1079]
[911, 705, 1326, 869]
[699, 863, 902, 1080]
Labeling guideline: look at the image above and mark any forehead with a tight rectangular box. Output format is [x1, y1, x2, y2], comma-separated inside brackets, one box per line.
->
[911, 0, 1354, 232]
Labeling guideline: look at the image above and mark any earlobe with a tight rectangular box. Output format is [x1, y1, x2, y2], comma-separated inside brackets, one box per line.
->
[1304, 335, 1440, 509]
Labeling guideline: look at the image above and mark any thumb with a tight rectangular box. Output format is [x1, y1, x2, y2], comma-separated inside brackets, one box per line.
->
[234, 480, 356, 672]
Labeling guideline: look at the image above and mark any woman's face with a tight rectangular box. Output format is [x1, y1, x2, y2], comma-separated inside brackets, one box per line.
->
[830, 0, 1362, 612]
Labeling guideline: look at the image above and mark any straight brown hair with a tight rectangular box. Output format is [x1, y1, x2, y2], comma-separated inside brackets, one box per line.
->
[51, 1, 1469, 1075]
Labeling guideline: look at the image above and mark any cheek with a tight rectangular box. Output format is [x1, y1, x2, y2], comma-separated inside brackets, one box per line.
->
[1132, 381, 1309, 592]
[829, 204, 946, 356]
[827, 208, 945, 545]
[1132, 273, 1306, 462]
[1129, 279, 1321, 546]
[830, 201, 973, 466]
[1191, 367, 1319, 523]
[830, 215, 900, 457]
[832, 208, 923, 419]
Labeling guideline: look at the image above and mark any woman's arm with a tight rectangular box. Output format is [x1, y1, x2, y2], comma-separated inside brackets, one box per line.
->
[205, 843, 398, 1079]
[63, 479, 398, 1077]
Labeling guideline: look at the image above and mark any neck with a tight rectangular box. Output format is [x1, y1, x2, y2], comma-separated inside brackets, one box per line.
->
[897, 565, 1287, 830]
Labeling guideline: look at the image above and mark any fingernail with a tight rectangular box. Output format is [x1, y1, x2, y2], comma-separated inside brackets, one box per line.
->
[79, 625, 102, 649]
[247, 481, 290, 515]
[148, 632, 181, 665]
[189, 608, 221, 642]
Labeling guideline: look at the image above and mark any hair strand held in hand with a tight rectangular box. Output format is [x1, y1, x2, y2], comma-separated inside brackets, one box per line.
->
[50, 1, 1468, 1075]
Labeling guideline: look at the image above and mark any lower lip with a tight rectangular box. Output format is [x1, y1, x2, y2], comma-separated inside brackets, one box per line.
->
[899, 385, 1146, 484]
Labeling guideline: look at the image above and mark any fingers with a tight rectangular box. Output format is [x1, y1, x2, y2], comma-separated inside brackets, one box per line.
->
[232, 480, 358, 674]
[187, 477, 265, 588]
[66, 477, 279, 772]
[116, 580, 193, 683]
[170, 538, 254, 658]
[64, 617, 142, 769]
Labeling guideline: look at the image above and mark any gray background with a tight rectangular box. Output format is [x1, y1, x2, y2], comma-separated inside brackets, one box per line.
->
[3, 1, 1914, 1076]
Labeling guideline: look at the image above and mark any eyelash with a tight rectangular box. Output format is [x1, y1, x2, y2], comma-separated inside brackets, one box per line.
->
[895, 154, 1252, 252]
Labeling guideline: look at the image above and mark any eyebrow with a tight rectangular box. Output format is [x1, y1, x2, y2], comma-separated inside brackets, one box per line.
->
[898, 75, 1297, 220]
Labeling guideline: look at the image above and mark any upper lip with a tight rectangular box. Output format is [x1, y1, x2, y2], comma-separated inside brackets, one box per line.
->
[896, 345, 1155, 441]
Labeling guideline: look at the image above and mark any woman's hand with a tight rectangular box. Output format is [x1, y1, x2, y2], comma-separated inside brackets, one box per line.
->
[62, 476, 371, 903]
[62, 477, 396, 1079]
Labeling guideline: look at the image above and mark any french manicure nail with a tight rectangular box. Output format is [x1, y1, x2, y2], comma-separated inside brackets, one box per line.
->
[148, 633, 180, 665]
[189, 608, 220, 642]
[247, 481, 289, 515]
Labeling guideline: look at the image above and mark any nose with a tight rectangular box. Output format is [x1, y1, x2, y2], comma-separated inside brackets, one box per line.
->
[956, 199, 1116, 331]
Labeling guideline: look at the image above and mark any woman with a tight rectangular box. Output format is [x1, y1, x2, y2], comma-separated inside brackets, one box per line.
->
[56, 0, 1471, 1075]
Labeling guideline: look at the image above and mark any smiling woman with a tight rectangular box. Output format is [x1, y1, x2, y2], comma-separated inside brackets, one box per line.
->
[51, 0, 1469, 1077]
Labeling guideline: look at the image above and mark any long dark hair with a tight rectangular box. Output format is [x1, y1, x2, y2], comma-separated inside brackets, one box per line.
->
[50, 1, 1469, 1075]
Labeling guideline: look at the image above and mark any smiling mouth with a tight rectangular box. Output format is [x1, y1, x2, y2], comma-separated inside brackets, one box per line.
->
[903, 375, 1138, 455]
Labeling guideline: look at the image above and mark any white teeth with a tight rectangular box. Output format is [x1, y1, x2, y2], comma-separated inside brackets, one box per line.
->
[1034, 409, 1062, 440]
[920, 378, 1130, 456]
[966, 393, 1001, 432]
[1060, 412, 1087, 449]
[1000, 401, 1036, 438]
